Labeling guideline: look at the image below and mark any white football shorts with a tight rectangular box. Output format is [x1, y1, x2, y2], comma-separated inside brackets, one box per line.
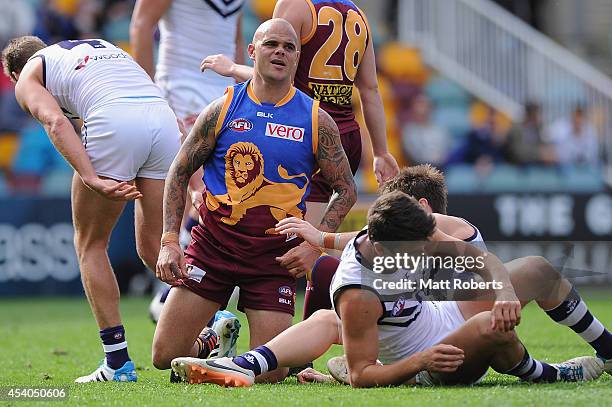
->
[156, 74, 232, 129]
[81, 99, 181, 181]
[377, 301, 466, 365]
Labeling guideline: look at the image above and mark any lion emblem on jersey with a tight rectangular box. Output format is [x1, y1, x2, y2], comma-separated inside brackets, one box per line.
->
[205, 142, 309, 231]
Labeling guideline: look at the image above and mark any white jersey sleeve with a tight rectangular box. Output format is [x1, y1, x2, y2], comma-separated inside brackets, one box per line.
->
[33, 39, 164, 120]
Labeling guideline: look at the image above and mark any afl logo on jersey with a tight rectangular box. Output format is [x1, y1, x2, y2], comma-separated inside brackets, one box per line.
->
[391, 296, 406, 316]
[228, 118, 253, 132]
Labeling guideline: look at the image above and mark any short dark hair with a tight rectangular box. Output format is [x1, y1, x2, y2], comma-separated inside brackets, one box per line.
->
[1, 36, 47, 81]
[380, 165, 448, 214]
[367, 191, 436, 243]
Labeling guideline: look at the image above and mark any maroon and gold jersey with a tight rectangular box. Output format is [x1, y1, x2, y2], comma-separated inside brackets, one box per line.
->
[294, 0, 370, 134]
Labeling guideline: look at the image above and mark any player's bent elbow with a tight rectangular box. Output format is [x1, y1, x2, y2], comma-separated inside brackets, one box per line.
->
[46, 115, 70, 138]
[349, 371, 373, 388]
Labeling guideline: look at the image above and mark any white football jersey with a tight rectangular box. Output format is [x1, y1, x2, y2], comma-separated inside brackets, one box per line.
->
[330, 229, 425, 364]
[156, 0, 245, 120]
[31, 39, 163, 120]
[330, 226, 486, 364]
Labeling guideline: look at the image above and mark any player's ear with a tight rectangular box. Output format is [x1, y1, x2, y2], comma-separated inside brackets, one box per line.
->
[418, 198, 432, 213]
[247, 43, 256, 61]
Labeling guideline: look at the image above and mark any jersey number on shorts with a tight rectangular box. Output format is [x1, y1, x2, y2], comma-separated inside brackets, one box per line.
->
[309, 7, 368, 82]
[58, 39, 107, 50]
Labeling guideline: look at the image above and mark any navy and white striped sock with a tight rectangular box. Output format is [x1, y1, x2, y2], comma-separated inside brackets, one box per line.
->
[545, 288, 612, 360]
[232, 346, 278, 376]
[505, 347, 558, 382]
[100, 325, 130, 369]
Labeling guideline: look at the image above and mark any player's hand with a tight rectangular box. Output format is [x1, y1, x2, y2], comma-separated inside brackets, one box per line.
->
[275, 217, 322, 247]
[372, 152, 400, 185]
[156, 242, 188, 284]
[296, 367, 334, 384]
[418, 344, 464, 373]
[200, 54, 235, 77]
[83, 176, 142, 201]
[491, 290, 521, 332]
[276, 242, 321, 279]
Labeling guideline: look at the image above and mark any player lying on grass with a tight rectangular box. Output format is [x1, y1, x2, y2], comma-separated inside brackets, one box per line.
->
[170, 192, 604, 387]
[281, 164, 612, 382]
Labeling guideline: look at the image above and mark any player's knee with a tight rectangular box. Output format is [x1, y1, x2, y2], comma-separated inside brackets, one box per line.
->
[151, 346, 171, 370]
[476, 313, 517, 346]
[73, 233, 108, 262]
[310, 309, 341, 337]
[310, 309, 338, 325]
[527, 256, 559, 281]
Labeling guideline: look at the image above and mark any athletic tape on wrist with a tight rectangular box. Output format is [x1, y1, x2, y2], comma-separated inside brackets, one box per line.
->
[161, 231, 180, 245]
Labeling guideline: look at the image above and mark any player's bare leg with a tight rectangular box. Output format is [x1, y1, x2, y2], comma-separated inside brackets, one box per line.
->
[152, 286, 220, 369]
[456, 256, 573, 319]
[457, 256, 612, 373]
[431, 311, 602, 384]
[266, 310, 341, 367]
[244, 308, 293, 383]
[170, 309, 342, 386]
[71, 173, 135, 382]
[134, 177, 164, 271]
[72, 174, 127, 328]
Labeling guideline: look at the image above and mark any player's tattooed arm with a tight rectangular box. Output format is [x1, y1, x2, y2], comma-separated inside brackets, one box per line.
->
[315, 109, 357, 232]
[163, 97, 223, 234]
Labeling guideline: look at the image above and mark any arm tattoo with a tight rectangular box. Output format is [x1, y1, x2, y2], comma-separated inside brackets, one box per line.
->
[163, 98, 223, 233]
[315, 110, 357, 232]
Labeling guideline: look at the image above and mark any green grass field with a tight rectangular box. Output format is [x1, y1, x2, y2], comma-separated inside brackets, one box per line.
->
[1, 292, 611, 406]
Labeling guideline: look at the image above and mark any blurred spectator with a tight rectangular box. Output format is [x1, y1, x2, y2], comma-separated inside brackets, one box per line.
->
[401, 94, 450, 167]
[100, 0, 132, 43]
[548, 105, 600, 167]
[447, 106, 509, 171]
[493, 0, 550, 31]
[33, 0, 81, 44]
[0, 0, 36, 132]
[506, 101, 556, 165]
[0, 0, 35, 46]
[0, 73, 30, 133]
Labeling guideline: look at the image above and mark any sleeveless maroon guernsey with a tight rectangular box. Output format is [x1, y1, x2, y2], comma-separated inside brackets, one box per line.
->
[294, 0, 370, 134]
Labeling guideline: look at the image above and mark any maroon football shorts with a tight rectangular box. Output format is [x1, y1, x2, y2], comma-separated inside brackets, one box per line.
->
[179, 225, 299, 315]
[307, 128, 362, 203]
